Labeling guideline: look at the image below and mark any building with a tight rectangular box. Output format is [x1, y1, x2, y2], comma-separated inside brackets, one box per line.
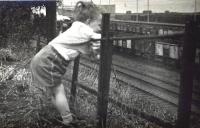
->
[114, 12, 200, 24]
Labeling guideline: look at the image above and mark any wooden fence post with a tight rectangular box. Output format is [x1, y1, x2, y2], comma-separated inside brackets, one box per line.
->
[70, 55, 80, 113]
[46, 1, 57, 42]
[176, 20, 198, 128]
[36, 33, 41, 52]
[97, 13, 112, 128]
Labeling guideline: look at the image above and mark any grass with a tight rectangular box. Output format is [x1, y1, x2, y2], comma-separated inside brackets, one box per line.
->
[0, 47, 200, 128]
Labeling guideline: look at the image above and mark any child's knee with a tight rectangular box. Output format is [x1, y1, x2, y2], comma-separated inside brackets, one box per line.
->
[50, 84, 65, 96]
[30, 55, 40, 71]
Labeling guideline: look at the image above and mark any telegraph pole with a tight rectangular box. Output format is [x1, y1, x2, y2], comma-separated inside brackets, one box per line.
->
[194, 0, 197, 21]
[136, 0, 139, 21]
[147, 0, 149, 22]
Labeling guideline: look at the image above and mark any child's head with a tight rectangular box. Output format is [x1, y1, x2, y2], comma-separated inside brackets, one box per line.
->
[73, 1, 102, 31]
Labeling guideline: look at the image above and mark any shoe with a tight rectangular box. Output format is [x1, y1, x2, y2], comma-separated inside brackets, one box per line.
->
[61, 113, 73, 125]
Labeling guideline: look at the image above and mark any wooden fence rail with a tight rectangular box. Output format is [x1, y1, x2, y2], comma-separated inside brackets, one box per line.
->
[92, 32, 184, 42]
[110, 20, 185, 34]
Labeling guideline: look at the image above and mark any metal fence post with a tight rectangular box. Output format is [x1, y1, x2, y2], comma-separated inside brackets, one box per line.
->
[97, 13, 112, 128]
[70, 55, 80, 113]
[176, 20, 198, 128]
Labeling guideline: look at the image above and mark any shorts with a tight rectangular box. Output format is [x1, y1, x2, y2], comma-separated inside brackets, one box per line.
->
[30, 45, 70, 89]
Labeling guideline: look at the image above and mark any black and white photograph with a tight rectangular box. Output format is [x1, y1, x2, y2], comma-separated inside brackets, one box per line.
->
[0, 0, 199, 128]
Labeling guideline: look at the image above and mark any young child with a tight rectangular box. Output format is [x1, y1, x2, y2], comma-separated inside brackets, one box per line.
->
[30, 1, 101, 125]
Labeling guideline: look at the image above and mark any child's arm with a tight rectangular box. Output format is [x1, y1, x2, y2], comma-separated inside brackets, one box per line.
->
[82, 25, 101, 40]
[91, 32, 101, 40]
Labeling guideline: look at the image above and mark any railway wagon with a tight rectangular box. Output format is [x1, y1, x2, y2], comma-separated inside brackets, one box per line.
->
[112, 38, 181, 61]
[110, 20, 200, 72]
[109, 19, 187, 65]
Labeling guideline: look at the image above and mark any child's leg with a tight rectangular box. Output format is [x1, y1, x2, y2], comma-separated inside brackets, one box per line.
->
[51, 84, 73, 124]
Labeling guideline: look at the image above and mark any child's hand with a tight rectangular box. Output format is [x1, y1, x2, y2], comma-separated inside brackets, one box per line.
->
[89, 41, 101, 61]
[91, 41, 100, 53]
[96, 54, 100, 60]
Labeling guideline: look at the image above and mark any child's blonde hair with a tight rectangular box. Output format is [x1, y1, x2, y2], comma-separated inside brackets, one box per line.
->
[73, 1, 101, 23]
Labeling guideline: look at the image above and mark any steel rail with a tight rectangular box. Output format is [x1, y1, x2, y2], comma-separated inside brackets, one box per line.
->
[79, 57, 200, 112]
[80, 56, 179, 88]
[79, 58, 178, 106]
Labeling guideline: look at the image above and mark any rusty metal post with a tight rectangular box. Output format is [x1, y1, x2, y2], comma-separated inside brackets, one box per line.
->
[70, 55, 80, 113]
[97, 13, 112, 128]
[176, 20, 198, 128]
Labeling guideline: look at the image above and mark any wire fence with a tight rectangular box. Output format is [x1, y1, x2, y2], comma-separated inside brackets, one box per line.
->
[66, 13, 200, 128]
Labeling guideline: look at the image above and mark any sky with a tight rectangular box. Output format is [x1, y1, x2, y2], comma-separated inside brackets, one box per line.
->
[63, 0, 200, 13]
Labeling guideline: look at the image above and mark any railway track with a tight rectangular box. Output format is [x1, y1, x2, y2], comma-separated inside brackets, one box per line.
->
[79, 55, 200, 115]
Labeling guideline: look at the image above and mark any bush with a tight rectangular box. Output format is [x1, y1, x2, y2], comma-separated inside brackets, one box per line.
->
[0, 1, 46, 49]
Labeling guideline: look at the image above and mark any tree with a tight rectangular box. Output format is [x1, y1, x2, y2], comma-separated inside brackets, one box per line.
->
[0, 0, 59, 48]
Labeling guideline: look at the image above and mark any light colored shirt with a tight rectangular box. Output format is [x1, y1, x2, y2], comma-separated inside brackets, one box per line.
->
[49, 21, 101, 60]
